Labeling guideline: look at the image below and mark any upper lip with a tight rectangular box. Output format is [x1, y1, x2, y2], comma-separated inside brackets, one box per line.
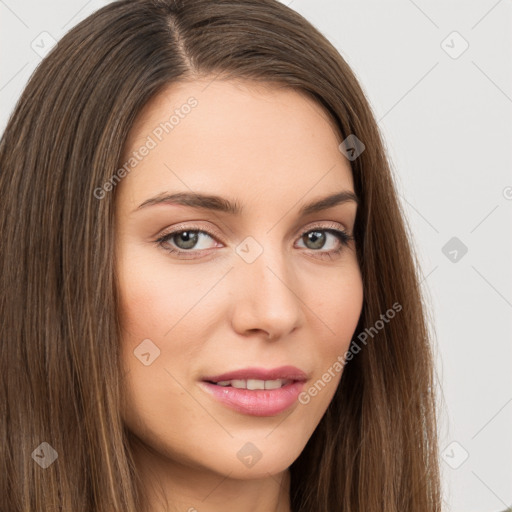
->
[202, 365, 308, 383]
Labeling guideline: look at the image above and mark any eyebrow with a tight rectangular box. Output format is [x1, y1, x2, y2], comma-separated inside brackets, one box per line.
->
[135, 190, 359, 216]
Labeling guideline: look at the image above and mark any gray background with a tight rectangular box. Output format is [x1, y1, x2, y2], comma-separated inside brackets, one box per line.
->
[1, 0, 511, 510]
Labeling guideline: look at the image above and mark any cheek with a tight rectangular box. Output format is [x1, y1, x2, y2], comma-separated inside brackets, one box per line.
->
[118, 279, 169, 339]
[116, 263, 205, 453]
[316, 263, 364, 351]
[116, 246, 201, 338]
[303, 264, 363, 401]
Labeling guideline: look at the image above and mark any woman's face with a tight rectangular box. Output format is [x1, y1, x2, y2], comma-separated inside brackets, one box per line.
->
[115, 78, 363, 480]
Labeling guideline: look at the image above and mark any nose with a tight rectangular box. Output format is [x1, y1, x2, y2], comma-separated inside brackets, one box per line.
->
[229, 242, 304, 341]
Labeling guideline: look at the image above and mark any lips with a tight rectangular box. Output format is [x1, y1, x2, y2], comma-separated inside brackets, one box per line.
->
[202, 365, 308, 384]
[200, 365, 309, 416]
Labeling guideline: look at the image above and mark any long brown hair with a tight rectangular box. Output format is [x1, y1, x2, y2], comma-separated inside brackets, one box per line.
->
[0, 0, 441, 510]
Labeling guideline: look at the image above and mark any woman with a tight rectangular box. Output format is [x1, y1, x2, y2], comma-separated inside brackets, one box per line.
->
[0, 0, 441, 510]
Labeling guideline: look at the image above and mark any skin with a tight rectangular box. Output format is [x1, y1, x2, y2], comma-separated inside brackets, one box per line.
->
[114, 78, 364, 512]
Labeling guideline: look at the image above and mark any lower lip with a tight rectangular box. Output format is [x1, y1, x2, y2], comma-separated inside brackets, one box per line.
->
[200, 380, 306, 417]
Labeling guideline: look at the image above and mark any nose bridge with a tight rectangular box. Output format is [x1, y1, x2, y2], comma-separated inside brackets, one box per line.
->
[230, 232, 303, 337]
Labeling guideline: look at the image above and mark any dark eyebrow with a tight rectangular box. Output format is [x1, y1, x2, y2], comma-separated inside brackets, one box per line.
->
[134, 190, 359, 215]
[299, 190, 359, 215]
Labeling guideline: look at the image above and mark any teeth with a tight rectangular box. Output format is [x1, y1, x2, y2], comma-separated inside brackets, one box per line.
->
[213, 379, 291, 390]
[262, 379, 282, 390]
[247, 379, 265, 390]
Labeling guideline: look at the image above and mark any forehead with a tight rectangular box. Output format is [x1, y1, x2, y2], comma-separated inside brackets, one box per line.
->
[118, 78, 354, 207]
[127, 77, 341, 143]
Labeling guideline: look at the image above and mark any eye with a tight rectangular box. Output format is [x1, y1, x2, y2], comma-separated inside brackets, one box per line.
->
[155, 225, 219, 259]
[295, 224, 354, 260]
[154, 222, 354, 260]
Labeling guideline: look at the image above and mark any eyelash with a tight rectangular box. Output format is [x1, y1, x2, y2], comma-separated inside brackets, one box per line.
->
[154, 222, 354, 261]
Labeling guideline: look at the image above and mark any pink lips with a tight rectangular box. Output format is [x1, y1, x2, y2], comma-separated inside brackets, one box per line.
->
[202, 365, 308, 383]
[200, 365, 308, 417]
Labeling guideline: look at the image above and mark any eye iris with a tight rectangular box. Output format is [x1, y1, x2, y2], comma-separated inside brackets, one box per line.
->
[305, 231, 326, 250]
[174, 231, 199, 250]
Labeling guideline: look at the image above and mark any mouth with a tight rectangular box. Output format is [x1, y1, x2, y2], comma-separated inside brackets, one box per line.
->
[205, 378, 294, 390]
[200, 366, 308, 417]
[202, 365, 308, 385]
